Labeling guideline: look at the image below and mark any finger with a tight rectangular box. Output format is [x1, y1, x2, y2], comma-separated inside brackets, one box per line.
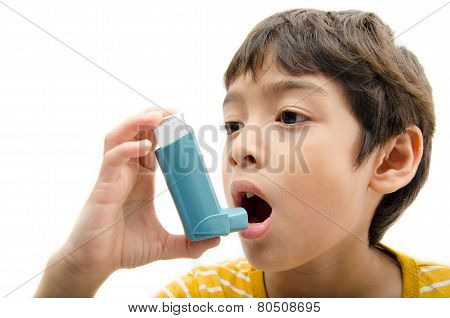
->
[166, 235, 221, 259]
[104, 108, 176, 154]
[99, 139, 152, 182]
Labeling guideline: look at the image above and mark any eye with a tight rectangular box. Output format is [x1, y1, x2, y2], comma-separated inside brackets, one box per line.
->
[224, 121, 244, 135]
[277, 110, 309, 125]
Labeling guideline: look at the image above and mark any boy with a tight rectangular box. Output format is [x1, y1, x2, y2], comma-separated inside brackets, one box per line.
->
[35, 8, 449, 298]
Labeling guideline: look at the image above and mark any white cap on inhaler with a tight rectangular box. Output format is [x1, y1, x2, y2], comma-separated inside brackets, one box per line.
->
[153, 113, 189, 148]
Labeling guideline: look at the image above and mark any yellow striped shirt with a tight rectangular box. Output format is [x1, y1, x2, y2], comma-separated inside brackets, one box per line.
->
[154, 243, 449, 298]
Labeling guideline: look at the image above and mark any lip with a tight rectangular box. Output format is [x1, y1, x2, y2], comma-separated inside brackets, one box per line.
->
[239, 216, 272, 239]
[230, 179, 272, 209]
[230, 179, 273, 240]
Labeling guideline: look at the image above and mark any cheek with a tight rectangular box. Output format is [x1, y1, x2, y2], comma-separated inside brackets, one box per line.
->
[267, 126, 364, 251]
[295, 131, 361, 223]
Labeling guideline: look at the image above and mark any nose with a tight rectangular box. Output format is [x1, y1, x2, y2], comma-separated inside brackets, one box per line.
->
[227, 126, 265, 170]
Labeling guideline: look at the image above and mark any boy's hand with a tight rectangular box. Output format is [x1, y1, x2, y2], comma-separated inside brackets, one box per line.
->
[35, 107, 220, 297]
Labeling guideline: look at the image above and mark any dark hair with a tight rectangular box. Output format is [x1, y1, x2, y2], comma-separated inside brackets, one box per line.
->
[224, 8, 435, 245]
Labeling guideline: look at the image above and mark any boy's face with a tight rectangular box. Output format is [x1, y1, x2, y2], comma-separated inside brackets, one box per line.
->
[221, 60, 382, 271]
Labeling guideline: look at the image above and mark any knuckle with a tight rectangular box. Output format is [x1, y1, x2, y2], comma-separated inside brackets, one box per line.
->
[192, 250, 203, 259]
[103, 145, 118, 161]
[102, 149, 112, 162]
[186, 241, 201, 259]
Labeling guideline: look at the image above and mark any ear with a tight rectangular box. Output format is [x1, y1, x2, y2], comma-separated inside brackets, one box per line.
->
[369, 125, 424, 194]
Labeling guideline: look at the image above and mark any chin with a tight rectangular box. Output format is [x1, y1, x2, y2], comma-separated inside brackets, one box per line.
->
[240, 240, 289, 272]
[240, 234, 321, 272]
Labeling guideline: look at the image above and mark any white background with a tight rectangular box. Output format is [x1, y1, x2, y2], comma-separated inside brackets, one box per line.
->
[0, 0, 448, 298]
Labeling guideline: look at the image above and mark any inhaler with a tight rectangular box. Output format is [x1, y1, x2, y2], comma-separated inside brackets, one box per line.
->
[154, 113, 248, 241]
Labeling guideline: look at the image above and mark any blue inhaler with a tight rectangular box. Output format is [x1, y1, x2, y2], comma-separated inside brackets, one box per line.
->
[154, 113, 248, 241]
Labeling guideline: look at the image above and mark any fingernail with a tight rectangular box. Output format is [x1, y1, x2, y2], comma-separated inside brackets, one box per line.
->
[141, 139, 152, 148]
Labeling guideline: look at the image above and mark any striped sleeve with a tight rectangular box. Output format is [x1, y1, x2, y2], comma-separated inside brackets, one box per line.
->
[418, 264, 450, 298]
[212, 259, 255, 297]
[154, 258, 259, 298]
[154, 271, 201, 298]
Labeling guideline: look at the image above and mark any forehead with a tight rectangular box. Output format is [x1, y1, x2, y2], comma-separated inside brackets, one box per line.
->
[231, 59, 330, 89]
[224, 63, 346, 108]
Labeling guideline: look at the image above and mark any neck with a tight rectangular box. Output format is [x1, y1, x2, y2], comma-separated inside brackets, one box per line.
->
[263, 238, 403, 297]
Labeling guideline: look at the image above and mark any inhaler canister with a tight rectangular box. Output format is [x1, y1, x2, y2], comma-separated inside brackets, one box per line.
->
[154, 113, 248, 241]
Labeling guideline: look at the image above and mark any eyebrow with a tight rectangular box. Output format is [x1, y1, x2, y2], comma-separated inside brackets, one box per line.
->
[223, 79, 327, 108]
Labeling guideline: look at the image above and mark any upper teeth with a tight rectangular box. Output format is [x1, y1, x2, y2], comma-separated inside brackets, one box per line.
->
[246, 192, 255, 198]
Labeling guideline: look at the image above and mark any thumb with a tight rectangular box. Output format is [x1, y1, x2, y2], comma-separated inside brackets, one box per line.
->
[164, 235, 221, 260]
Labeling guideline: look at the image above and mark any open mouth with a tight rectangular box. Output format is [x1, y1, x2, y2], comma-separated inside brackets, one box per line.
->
[231, 180, 274, 239]
[239, 191, 272, 223]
